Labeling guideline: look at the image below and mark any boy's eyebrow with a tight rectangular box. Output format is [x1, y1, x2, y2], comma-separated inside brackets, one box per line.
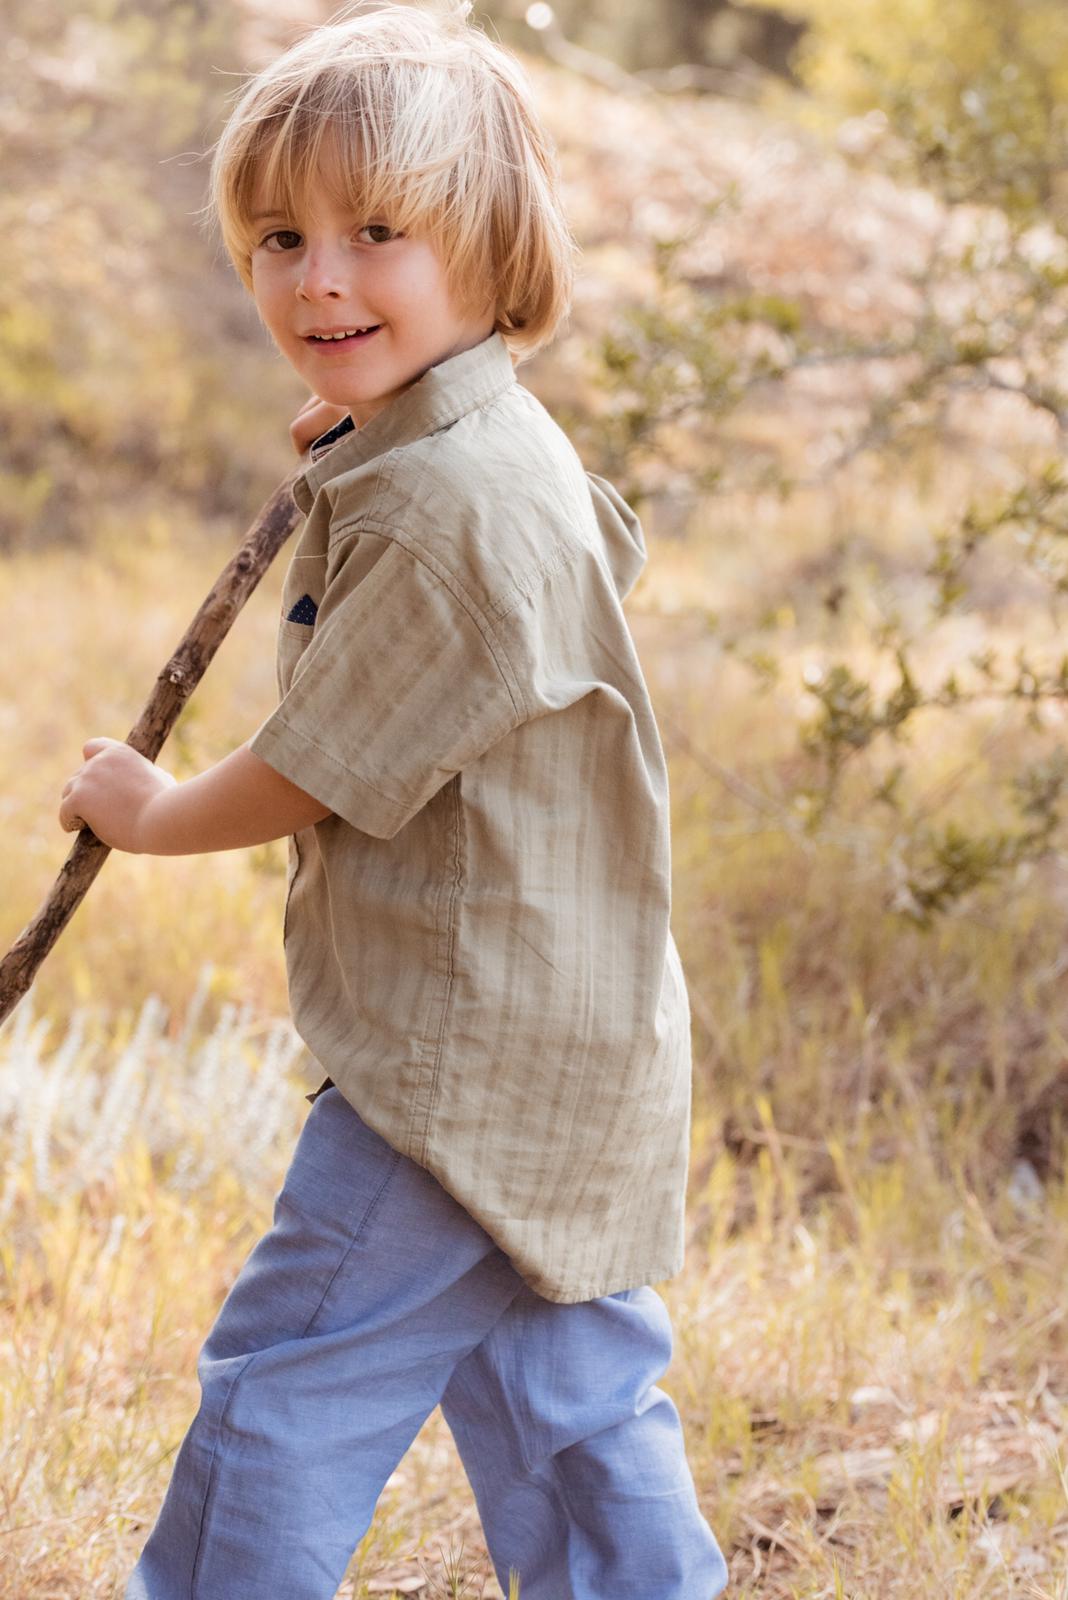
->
[249, 206, 367, 221]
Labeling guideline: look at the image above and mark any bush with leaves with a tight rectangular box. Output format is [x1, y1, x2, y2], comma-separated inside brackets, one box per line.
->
[575, 0, 1068, 922]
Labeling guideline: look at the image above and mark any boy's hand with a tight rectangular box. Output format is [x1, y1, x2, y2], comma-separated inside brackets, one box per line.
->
[59, 737, 177, 853]
[290, 394, 351, 456]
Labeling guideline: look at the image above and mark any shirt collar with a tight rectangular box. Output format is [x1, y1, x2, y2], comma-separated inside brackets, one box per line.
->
[293, 330, 518, 514]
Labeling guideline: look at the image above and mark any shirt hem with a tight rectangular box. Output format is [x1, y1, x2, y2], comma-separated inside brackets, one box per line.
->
[518, 1257, 685, 1304]
[296, 1079, 685, 1304]
[250, 717, 408, 839]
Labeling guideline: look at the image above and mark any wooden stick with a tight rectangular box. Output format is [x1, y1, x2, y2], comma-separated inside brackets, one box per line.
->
[0, 470, 304, 1027]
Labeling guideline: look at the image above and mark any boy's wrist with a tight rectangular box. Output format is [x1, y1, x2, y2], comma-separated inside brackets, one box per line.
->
[133, 786, 177, 855]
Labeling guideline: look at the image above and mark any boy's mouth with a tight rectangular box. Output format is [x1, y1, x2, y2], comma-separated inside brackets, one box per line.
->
[303, 326, 381, 349]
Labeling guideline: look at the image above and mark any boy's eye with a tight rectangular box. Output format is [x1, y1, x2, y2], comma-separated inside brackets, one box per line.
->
[358, 223, 400, 244]
[258, 223, 401, 251]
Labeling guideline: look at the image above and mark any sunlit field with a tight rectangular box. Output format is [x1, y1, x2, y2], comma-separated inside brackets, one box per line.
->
[3, 3, 1068, 1595]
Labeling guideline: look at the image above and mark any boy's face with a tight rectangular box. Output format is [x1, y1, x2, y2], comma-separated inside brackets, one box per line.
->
[248, 157, 496, 429]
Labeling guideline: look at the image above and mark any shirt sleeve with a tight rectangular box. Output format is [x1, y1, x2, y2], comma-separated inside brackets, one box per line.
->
[249, 530, 523, 839]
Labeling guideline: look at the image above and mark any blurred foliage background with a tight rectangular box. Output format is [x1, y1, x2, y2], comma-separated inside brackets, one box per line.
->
[0, 0, 294, 551]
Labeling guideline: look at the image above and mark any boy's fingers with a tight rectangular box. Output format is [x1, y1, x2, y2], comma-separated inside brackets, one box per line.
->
[289, 397, 350, 455]
[58, 787, 86, 832]
[59, 740, 124, 833]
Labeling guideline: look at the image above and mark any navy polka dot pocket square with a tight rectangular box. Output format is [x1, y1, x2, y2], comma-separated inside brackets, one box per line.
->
[286, 594, 318, 625]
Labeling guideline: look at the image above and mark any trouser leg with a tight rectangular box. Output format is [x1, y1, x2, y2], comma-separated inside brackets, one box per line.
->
[125, 1088, 522, 1600]
[440, 1283, 728, 1599]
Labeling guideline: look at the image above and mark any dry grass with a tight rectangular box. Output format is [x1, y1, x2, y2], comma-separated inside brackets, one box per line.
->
[1, 989, 1065, 1597]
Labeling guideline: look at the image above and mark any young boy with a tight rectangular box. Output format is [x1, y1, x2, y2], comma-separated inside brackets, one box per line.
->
[58, 3, 729, 1595]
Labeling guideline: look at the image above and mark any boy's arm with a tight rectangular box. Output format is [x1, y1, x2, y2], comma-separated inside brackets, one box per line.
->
[58, 736, 332, 855]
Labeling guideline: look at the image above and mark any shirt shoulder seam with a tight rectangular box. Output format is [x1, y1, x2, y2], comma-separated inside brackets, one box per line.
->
[489, 536, 586, 621]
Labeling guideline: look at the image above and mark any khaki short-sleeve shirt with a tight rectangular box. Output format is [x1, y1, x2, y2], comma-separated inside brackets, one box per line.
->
[250, 331, 693, 1303]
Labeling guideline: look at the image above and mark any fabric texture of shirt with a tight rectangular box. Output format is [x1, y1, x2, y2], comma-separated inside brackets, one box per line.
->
[249, 330, 693, 1303]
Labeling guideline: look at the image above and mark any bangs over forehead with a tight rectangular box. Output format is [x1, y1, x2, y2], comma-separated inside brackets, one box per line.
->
[240, 49, 474, 247]
[204, 1, 576, 358]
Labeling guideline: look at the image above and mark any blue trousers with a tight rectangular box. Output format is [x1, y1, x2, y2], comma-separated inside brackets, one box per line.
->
[125, 1086, 728, 1599]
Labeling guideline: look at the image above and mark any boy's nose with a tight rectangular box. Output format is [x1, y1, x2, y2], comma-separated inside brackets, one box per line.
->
[297, 250, 350, 300]
[298, 275, 345, 300]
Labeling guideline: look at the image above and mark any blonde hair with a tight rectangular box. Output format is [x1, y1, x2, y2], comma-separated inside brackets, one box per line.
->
[201, 0, 576, 361]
